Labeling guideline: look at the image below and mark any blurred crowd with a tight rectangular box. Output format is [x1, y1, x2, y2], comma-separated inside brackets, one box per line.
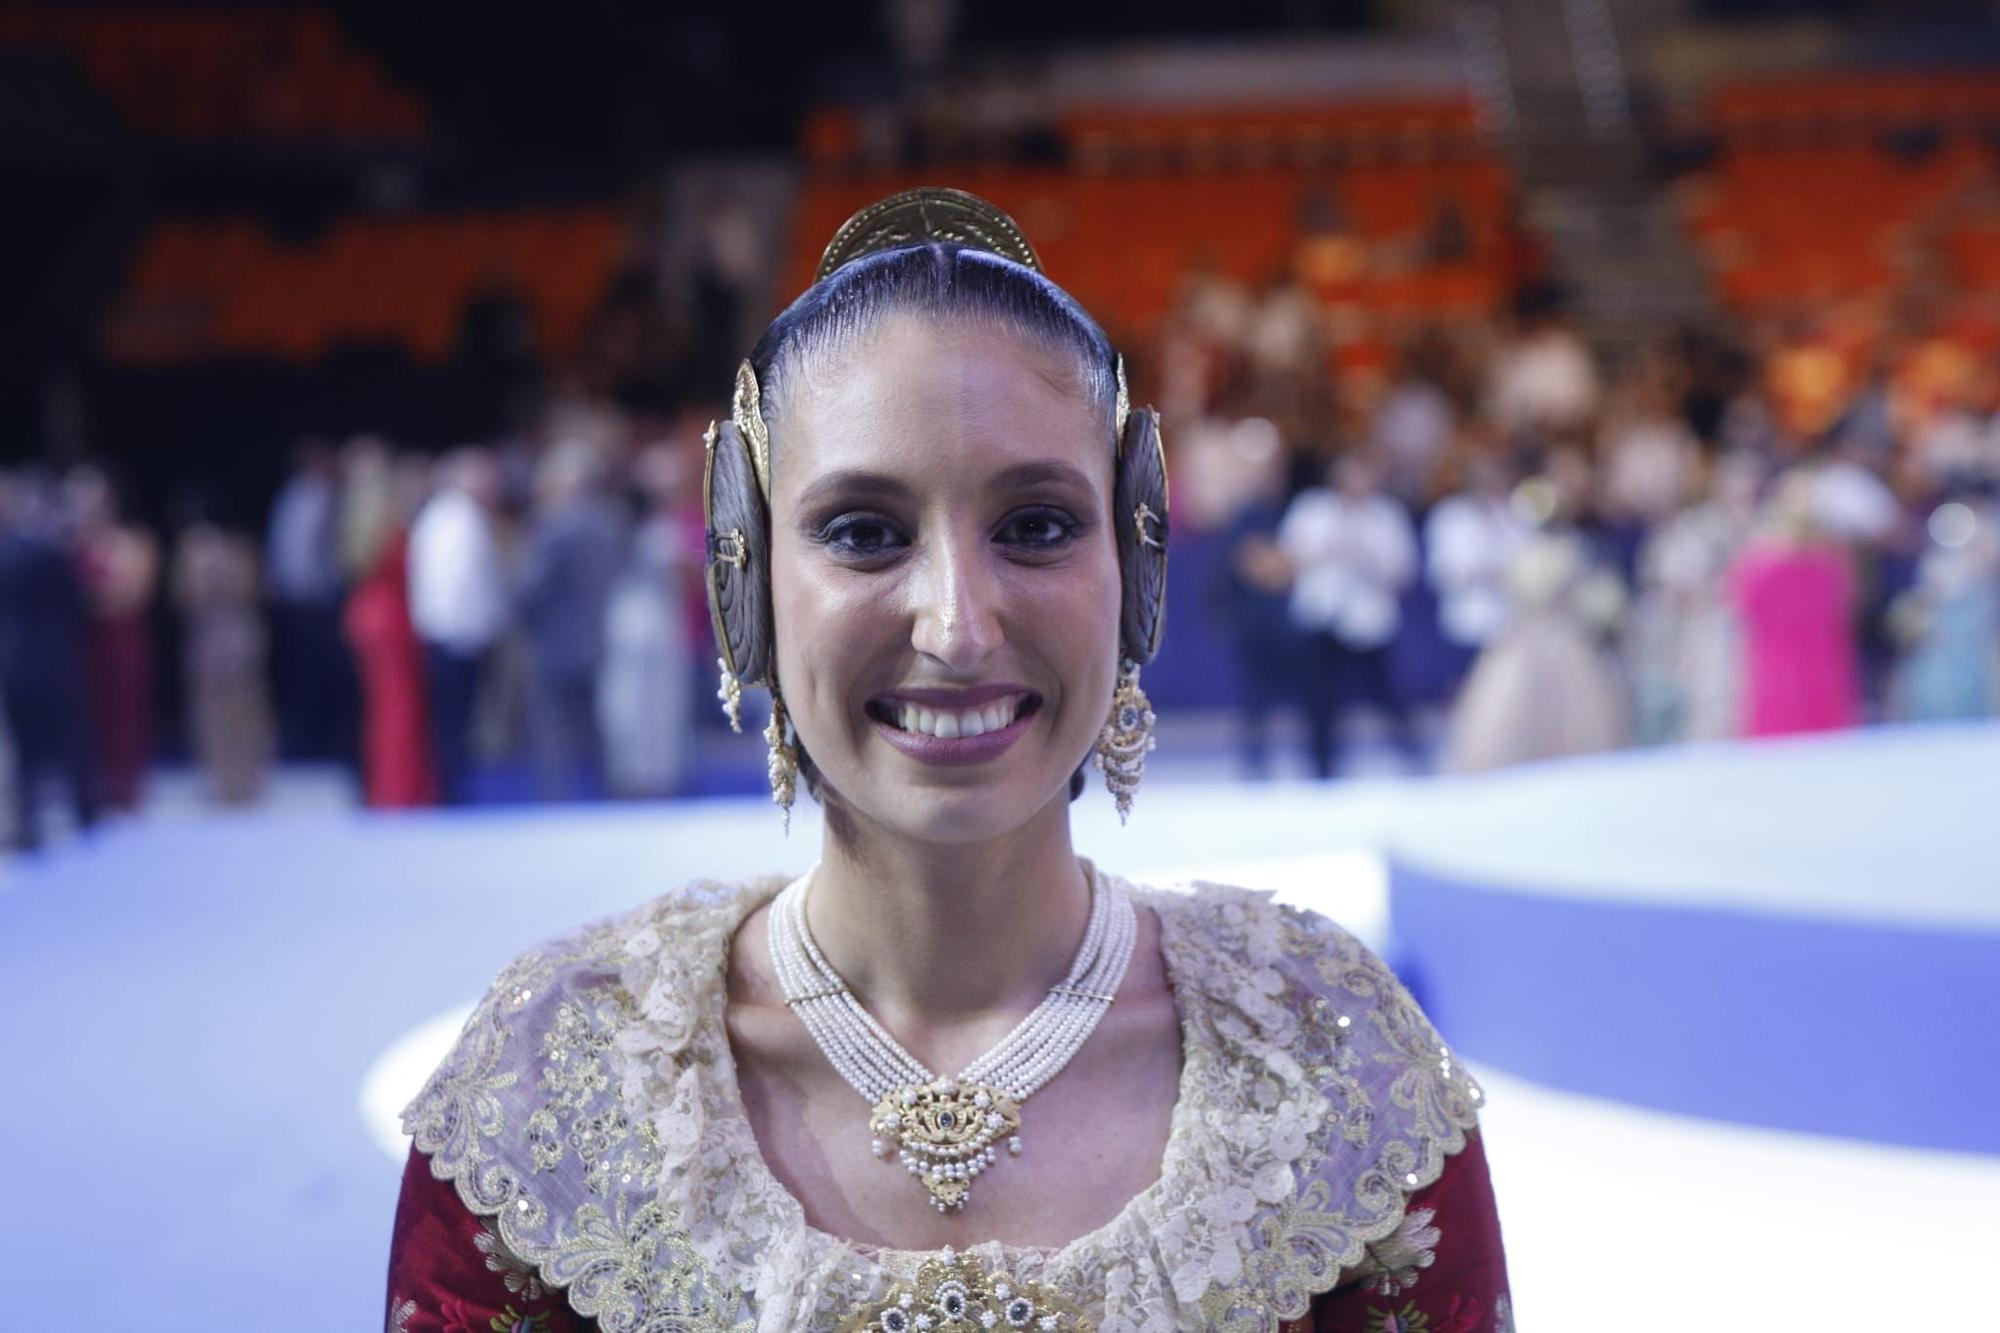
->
[1168, 271, 2000, 778]
[7, 260, 2000, 848]
[0, 407, 714, 849]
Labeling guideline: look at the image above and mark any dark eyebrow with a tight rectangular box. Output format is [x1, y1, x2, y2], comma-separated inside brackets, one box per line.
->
[793, 469, 914, 512]
[986, 460, 1098, 495]
[794, 460, 1097, 511]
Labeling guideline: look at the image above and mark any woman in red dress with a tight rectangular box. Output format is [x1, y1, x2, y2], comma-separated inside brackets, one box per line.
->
[388, 190, 1510, 1332]
[343, 454, 436, 808]
[69, 467, 157, 812]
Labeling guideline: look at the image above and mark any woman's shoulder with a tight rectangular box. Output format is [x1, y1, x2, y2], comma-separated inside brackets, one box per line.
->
[399, 874, 784, 1144]
[471, 874, 785, 999]
[1132, 875, 1396, 995]
[1136, 872, 1481, 1104]
[1092, 874, 1491, 1322]
[397, 875, 780, 1330]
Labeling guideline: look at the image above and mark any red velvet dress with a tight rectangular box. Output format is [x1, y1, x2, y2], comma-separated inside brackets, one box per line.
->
[386, 1131, 1511, 1332]
[77, 535, 155, 811]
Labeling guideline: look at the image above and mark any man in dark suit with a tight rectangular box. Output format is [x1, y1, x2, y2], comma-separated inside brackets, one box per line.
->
[0, 472, 98, 850]
[517, 443, 627, 801]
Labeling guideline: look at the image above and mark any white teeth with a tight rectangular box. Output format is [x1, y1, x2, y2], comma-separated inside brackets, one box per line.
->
[886, 697, 1024, 738]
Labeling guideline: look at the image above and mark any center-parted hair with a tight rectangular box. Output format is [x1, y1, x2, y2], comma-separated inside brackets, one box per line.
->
[750, 242, 1120, 445]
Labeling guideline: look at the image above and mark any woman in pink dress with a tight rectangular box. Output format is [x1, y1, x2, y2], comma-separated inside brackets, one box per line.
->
[1727, 472, 1861, 736]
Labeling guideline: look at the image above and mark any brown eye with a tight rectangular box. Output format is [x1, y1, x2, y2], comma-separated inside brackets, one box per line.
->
[997, 507, 1080, 550]
[820, 515, 907, 557]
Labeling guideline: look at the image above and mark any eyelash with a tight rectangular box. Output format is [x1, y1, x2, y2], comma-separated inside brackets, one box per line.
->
[815, 507, 1083, 559]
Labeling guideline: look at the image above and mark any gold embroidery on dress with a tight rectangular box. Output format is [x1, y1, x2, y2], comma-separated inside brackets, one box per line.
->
[477, 1225, 548, 1301]
[835, 1250, 1092, 1333]
[1181, 905, 1487, 1331]
[402, 911, 750, 1332]
[1358, 1206, 1440, 1296]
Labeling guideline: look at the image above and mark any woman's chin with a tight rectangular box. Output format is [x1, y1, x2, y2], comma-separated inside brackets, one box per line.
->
[836, 769, 1072, 847]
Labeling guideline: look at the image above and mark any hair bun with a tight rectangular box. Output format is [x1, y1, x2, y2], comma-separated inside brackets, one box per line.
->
[816, 186, 1041, 282]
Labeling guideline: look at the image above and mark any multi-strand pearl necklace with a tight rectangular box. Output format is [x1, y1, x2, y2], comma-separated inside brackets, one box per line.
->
[769, 864, 1138, 1213]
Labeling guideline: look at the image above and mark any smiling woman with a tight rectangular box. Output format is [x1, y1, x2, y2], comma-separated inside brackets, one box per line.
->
[386, 190, 1511, 1333]
[769, 311, 1123, 842]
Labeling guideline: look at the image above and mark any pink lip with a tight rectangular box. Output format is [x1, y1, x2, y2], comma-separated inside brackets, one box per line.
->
[872, 683, 1033, 708]
[869, 698, 1040, 767]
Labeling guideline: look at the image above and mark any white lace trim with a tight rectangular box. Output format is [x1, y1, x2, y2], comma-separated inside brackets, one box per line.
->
[402, 874, 1486, 1333]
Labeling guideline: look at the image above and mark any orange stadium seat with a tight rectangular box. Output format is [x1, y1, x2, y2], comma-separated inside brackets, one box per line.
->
[1708, 70, 2000, 146]
[788, 97, 1514, 332]
[0, 5, 430, 142]
[104, 208, 625, 368]
[1684, 80, 2000, 314]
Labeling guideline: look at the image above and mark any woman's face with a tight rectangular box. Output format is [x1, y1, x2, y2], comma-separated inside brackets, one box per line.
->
[768, 312, 1121, 845]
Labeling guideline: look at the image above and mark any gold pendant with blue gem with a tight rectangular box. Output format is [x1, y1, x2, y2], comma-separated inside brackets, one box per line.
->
[870, 1079, 1022, 1212]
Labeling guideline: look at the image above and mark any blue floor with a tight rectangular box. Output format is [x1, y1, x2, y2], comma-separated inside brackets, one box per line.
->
[3, 800, 802, 1329]
[1386, 722, 2000, 1154]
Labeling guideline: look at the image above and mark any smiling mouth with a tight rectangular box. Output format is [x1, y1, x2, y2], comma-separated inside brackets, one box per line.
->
[866, 693, 1039, 739]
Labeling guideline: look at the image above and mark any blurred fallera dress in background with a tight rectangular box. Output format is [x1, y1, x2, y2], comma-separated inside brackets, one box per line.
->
[1626, 499, 1748, 744]
[1888, 504, 2000, 722]
[173, 524, 273, 803]
[1446, 527, 1630, 772]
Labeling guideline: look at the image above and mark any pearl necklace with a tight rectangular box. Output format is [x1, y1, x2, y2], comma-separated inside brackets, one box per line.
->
[769, 863, 1138, 1213]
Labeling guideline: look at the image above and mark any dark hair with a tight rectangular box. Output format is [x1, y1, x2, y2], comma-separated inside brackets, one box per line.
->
[749, 242, 1120, 449]
[747, 243, 1123, 807]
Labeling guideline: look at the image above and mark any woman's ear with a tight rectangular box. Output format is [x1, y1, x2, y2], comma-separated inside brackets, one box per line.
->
[1114, 406, 1169, 665]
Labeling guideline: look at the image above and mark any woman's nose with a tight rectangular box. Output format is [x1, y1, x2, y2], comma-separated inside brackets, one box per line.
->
[910, 540, 1004, 670]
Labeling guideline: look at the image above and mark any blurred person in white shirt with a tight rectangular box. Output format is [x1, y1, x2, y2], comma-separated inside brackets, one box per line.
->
[1278, 451, 1423, 777]
[1486, 309, 1600, 440]
[407, 448, 507, 803]
[1425, 454, 1529, 696]
[1245, 273, 1317, 387]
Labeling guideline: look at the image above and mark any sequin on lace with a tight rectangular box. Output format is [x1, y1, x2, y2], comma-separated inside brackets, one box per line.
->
[401, 877, 1486, 1333]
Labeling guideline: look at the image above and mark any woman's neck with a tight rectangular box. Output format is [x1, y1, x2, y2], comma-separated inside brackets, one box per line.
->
[804, 795, 1091, 1031]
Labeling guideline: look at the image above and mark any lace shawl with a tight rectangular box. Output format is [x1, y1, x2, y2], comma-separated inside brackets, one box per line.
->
[401, 874, 1486, 1333]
